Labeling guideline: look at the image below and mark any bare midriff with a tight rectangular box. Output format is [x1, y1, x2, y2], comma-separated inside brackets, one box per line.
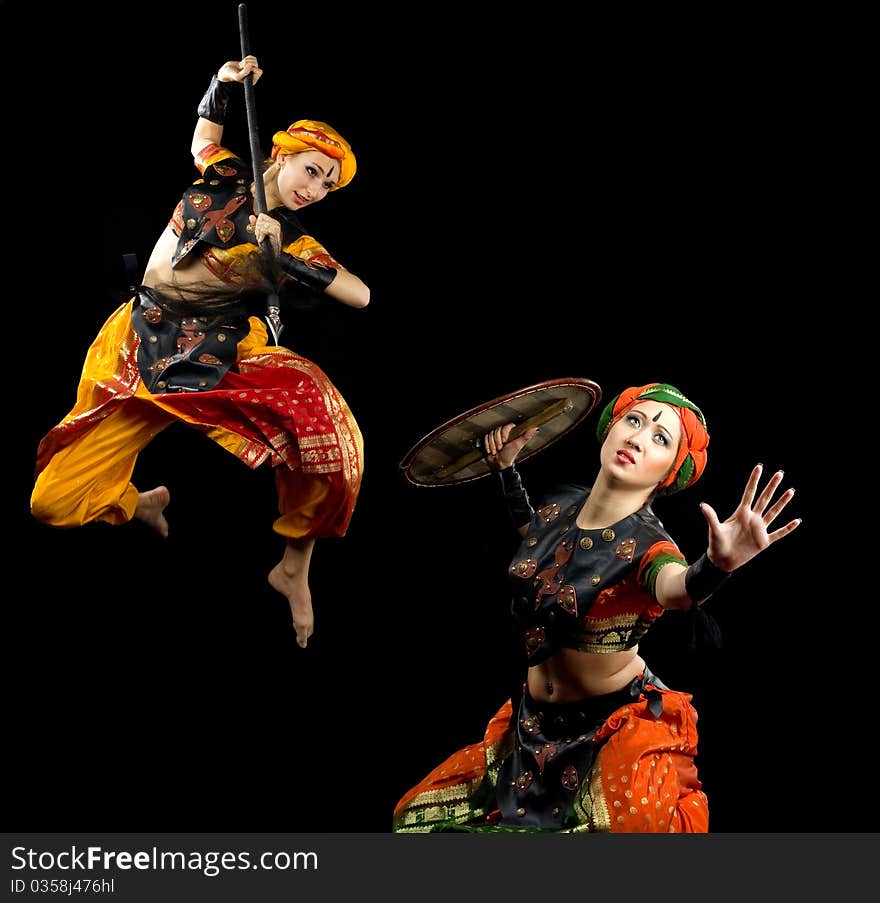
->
[527, 646, 645, 702]
[141, 227, 224, 291]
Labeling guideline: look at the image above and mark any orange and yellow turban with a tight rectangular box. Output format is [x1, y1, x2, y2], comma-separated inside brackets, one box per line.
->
[270, 119, 356, 190]
[596, 382, 709, 495]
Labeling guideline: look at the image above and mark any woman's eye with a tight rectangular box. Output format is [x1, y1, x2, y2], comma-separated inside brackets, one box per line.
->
[627, 414, 641, 426]
[654, 433, 668, 445]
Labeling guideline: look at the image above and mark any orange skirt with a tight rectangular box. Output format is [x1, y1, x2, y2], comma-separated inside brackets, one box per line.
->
[392, 679, 709, 833]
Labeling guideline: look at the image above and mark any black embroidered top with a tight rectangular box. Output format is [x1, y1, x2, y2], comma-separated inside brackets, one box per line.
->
[507, 483, 687, 664]
[132, 145, 341, 394]
[169, 144, 339, 283]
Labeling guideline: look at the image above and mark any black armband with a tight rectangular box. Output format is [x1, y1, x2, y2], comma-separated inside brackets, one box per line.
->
[498, 465, 534, 529]
[279, 251, 338, 293]
[685, 553, 730, 606]
[197, 75, 235, 124]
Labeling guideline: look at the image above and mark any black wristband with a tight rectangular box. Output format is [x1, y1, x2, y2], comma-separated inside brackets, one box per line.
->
[197, 75, 234, 124]
[498, 465, 534, 529]
[279, 251, 338, 293]
[685, 553, 730, 606]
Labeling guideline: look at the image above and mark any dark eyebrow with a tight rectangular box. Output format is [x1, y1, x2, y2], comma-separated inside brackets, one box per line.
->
[630, 407, 673, 439]
[314, 161, 338, 186]
[309, 160, 332, 177]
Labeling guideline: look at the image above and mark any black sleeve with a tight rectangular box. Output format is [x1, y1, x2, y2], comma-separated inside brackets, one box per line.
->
[497, 465, 534, 530]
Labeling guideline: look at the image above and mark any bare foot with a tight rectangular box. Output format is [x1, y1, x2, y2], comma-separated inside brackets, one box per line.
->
[268, 537, 316, 648]
[268, 565, 314, 648]
[134, 485, 170, 538]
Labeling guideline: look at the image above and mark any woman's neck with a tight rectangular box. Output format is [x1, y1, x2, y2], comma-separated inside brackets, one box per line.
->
[576, 473, 651, 530]
[257, 166, 281, 210]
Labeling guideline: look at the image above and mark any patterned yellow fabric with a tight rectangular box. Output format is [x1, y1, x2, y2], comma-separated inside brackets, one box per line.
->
[32, 302, 363, 539]
[270, 120, 356, 189]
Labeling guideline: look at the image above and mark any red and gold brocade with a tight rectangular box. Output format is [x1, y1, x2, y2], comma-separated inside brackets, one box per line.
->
[34, 302, 362, 539]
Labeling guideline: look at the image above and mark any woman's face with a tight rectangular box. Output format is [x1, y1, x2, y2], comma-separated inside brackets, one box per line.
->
[276, 150, 340, 209]
[599, 400, 682, 492]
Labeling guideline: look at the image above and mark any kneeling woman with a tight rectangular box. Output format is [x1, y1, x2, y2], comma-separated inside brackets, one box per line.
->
[393, 382, 799, 832]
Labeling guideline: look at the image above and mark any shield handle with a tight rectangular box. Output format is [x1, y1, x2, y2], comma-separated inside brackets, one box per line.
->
[433, 397, 574, 480]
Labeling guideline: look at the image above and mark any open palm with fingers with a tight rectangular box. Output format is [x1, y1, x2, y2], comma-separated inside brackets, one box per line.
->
[700, 464, 801, 572]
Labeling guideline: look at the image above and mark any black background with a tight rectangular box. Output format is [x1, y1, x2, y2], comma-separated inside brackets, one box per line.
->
[6, 0, 872, 833]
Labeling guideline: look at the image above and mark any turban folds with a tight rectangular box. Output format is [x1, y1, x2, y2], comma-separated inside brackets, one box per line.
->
[271, 120, 356, 190]
[596, 383, 709, 495]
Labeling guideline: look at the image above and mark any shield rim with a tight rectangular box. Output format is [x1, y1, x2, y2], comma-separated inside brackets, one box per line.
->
[399, 376, 603, 487]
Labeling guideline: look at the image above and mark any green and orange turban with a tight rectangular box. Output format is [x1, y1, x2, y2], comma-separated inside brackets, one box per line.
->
[596, 382, 709, 495]
[271, 119, 356, 190]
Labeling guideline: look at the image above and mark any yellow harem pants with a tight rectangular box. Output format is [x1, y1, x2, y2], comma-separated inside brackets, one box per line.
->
[31, 301, 363, 539]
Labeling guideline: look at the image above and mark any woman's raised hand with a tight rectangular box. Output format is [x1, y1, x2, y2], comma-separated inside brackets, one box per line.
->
[483, 423, 539, 471]
[217, 55, 263, 85]
[700, 463, 801, 572]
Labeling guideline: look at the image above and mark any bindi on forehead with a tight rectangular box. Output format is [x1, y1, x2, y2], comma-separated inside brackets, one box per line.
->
[641, 404, 671, 424]
[634, 404, 680, 441]
[309, 156, 338, 184]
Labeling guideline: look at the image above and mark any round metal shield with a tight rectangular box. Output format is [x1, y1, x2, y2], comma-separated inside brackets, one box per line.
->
[400, 377, 602, 487]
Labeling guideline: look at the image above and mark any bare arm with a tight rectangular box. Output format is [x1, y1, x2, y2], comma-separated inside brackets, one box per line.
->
[324, 267, 370, 308]
[191, 118, 223, 159]
[316, 267, 370, 307]
[655, 463, 801, 611]
[653, 561, 692, 611]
